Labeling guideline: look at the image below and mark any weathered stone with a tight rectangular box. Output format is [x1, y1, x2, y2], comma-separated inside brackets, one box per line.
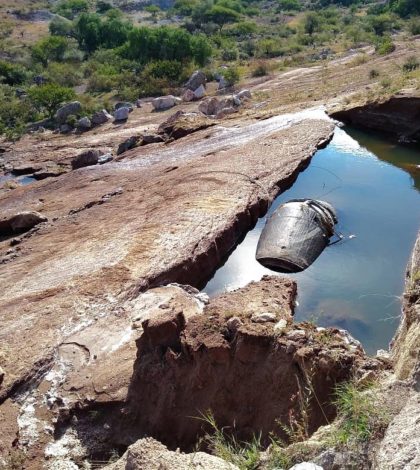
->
[76, 116, 91, 131]
[114, 107, 130, 121]
[98, 153, 113, 164]
[198, 97, 221, 116]
[289, 463, 323, 470]
[71, 149, 101, 170]
[286, 329, 307, 341]
[104, 437, 238, 470]
[142, 311, 186, 350]
[0, 211, 47, 235]
[218, 77, 229, 90]
[182, 89, 195, 102]
[117, 136, 140, 155]
[55, 101, 82, 124]
[236, 89, 252, 101]
[274, 318, 287, 332]
[115, 102, 134, 112]
[59, 124, 73, 134]
[152, 95, 180, 111]
[251, 312, 277, 323]
[375, 394, 420, 469]
[136, 99, 142, 108]
[141, 134, 165, 145]
[216, 107, 237, 119]
[185, 70, 206, 91]
[193, 84, 206, 100]
[227, 316, 243, 332]
[91, 109, 113, 126]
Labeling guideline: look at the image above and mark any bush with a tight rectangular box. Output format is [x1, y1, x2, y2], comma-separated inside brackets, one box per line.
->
[28, 83, 76, 118]
[0, 91, 37, 140]
[369, 68, 380, 79]
[45, 62, 82, 87]
[221, 48, 238, 61]
[0, 60, 27, 86]
[402, 55, 419, 72]
[49, 16, 74, 37]
[55, 0, 89, 19]
[221, 66, 240, 86]
[375, 37, 396, 55]
[251, 61, 269, 77]
[408, 18, 420, 34]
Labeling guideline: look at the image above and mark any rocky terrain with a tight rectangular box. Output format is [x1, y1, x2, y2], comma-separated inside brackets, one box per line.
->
[0, 38, 420, 469]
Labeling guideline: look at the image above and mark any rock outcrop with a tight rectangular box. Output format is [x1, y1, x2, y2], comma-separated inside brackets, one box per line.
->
[329, 95, 420, 143]
[0, 211, 47, 235]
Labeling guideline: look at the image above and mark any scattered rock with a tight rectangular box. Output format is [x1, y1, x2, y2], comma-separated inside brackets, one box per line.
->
[114, 106, 130, 121]
[104, 437, 238, 470]
[91, 109, 113, 126]
[59, 124, 73, 134]
[55, 101, 82, 124]
[136, 99, 142, 108]
[227, 316, 243, 332]
[152, 95, 181, 111]
[0, 211, 47, 235]
[236, 89, 252, 101]
[193, 84, 206, 100]
[182, 89, 195, 102]
[286, 329, 307, 341]
[289, 463, 323, 470]
[251, 312, 277, 323]
[141, 134, 165, 145]
[185, 70, 206, 91]
[117, 136, 140, 155]
[215, 106, 237, 120]
[98, 153, 113, 164]
[71, 149, 102, 170]
[115, 101, 134, 112]
[274, 318, 288, 332]
[218, 76, 229, 90]
[76, 116, 91, 131]
[198, 97, 221, 116]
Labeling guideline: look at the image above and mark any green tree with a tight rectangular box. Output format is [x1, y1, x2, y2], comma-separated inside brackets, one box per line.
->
[191, 34, 213, 65]
[75, 12, 101, 52]
[31, 36, 69, 66]
[55, 0, 89, 19]
[28, 83, 75, 118]
[49, 16, 74, 37]
[205, 5, 240, 31]
[303, 12, 320, 35]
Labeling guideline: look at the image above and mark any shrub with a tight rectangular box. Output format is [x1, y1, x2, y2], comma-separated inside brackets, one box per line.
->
[143, 60, 184, 81]
[369, 68, 380, 79]
[28, 83, 75, 118]
[45, 62, 82, 87]
[0, 60, 27, 85]
[221, 48, 238, 61]
[402, 55, 419, 72]
[375, 37, 396, 55]
[221, 66, 240, 86]
[49, 16, 74, 37]
[408, 17, 420, 34]
[55, 0, 89, 19]
[251, 61, 269, 77]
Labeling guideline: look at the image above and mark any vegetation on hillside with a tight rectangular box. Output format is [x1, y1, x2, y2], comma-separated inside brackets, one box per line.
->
[0, 0, 419, 139]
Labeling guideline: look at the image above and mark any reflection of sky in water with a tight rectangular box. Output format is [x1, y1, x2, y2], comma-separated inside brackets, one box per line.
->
[203, 128, 420, 354]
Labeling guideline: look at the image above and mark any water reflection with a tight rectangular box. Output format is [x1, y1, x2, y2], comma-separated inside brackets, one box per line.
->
[203, 127, 420, 354]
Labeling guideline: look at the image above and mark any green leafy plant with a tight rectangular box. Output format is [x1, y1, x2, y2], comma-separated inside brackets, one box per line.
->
[28, 83, 75, 118]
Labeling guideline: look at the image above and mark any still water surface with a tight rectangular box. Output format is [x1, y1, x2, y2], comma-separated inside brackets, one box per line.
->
[204, 127, 420, 354]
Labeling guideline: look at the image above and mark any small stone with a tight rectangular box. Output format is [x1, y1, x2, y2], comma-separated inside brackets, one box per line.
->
[114, 107, 130, 121]
[376, 349, 390, 359]
[289, 462, 323, 470]
[185, 70, 206, 91]
[115, 102, 134, 112]
[251, 312, 277, 323]
[286, 329, 306, 341]
[236, 89, 252, 101]
[76, 116, 91, 131]
[193, 84, 206, 100]
[71, 149, 101, 170]
[117, 136, 140, 155]
[227, 316, 243, 332]
[182, 89, 195, 102]
[98, 153, 113, 164]
[274, 318, 287, 332]
[91, 109, 113, 126]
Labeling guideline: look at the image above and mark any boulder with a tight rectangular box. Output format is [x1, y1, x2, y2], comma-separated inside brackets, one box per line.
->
[152, 95, 180, 111]
[251, 312, 277, 323]
[193, 84, 206, 100]
[182, 89, 195, 102]
[215, 107, 237, 119]
[185, 70, 206, 91]
[218, 77, 229, 90]
[115, 101, 134, 112]
[91, 109, 113, 126]
[136, 99, 142, 108]
[55, 101, 82, 124]
[114, 106, 130, 121]
[117, 136, 140, 155]
[0, 211, 48, 235]
[141, 134, 165, 145]
[289, 463, 323, 470]
[198, 97, 221, 116]
[236, 89, 252, 101]
[71, 149, 102, 170]
[59, 124, 73, 134]
[76, 116, 91, 131]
